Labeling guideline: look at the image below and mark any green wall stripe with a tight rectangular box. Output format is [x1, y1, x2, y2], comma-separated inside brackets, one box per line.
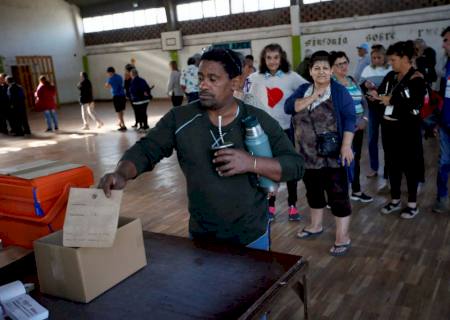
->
[169, 51, 179, 64]
[82, 55, 89, 77]
[291, 35, 301, 70]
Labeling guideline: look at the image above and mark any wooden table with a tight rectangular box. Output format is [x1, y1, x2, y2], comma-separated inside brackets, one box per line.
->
[0, 232, 308, 319]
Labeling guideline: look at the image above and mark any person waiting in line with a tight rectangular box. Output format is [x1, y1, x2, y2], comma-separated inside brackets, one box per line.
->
[360, 45, 392, 181]
[7, 76, 31, 136]
[124, 63, 138, 129]
[353, 43, 371, 83]
[285, 50, 355, 256]
[432, 26, 450, 213]
[414, 38, 437, 87]
[180, 57, 199, 103]
[246, 43, 307, 221]
[34, 75, 58, 132]
[77, 72, 103, 130]
[98, 48, 304, 250]
[244, 54, 256, 73]
[296, 48, 313, 83]
[105, 66, 127, 131]
[369, 41, 427, 219]
[331, 51, 372, 203]
[0, 73, 10, 135]
[167, 60, 184, 107]
[129, 68, 152, 132]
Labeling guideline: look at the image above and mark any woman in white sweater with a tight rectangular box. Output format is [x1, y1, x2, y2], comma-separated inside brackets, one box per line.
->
[360, 45, 392, 180]
[246, 43, 307, 221]
[167, 61, 184, 107]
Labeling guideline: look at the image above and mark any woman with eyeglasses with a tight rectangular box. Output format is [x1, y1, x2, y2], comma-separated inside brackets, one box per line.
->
[330, 51, 372, 204]
[246, 43, 307, 222]
[369, 41, 427, 219]
[285, 51, 355, 256]
[360, 45, 392, 181]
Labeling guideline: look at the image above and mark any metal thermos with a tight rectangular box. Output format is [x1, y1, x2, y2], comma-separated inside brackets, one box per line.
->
[243, 116, 279, 193]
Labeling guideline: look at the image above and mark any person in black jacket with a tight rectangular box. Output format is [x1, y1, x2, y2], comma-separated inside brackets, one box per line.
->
[414, 38, 437, 86]
[6, 76, 31, 136]
[0, 73, 10, 134]
[129, 68, 153, 132]
[124, 63, 138, 128]
[369, 41, 427, 219]
[77, 72, 103, 130]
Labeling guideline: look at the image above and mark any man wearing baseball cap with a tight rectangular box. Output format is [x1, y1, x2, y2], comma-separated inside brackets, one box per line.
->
[354, 42, 371, 82]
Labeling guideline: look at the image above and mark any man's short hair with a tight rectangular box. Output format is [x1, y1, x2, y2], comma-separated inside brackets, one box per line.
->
[5, 76, 14, 83]
[245, 54, 254, 61]
[442, 26, 450, 37]
[124, 64, 134, 72]
[200, 48, 242, 79]
[106, 66, 115, 73]
[130, 68, 139, 77]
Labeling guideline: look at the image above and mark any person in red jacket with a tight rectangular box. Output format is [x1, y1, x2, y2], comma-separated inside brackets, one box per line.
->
[34, 75, 58, 132]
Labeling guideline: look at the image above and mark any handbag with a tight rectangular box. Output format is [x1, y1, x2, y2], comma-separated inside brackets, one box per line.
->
[316, 131, 340, 158]
[308, 110, 340, 158]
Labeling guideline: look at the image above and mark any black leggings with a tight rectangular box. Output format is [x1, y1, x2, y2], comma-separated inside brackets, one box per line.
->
[269, 128, 298, 207]
[171, 95, 184, 107]
[351, 129, 364, 193]
[383, 118, 423, 202]
[133, 102, 149, 129]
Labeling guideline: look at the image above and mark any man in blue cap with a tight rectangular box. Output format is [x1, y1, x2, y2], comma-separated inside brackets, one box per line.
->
[354, 42, 371, 83]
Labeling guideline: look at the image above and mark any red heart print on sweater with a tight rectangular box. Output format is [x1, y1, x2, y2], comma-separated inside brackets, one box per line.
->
[266, 87, 284, 108]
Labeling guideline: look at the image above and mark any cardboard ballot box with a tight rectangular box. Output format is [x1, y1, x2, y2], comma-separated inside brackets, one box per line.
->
[0, 161, 94, 248]
[33, 217, 147, 303]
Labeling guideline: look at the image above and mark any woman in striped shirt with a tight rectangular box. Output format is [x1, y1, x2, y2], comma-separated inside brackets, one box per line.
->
[331, 51, 372, 203]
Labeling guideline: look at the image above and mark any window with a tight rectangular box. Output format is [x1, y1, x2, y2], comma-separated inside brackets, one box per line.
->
[133, 10, 146, 27]
[82, 7, 167, 33]
[101, 15, 114, 31]
[215, 0, 230, 16]
[230, 0, 244, 14]
[303, 0, 332, 4]
[231, 0, 290, 14]
[177, 0, 230, 21]
[177, 0, 288, 21]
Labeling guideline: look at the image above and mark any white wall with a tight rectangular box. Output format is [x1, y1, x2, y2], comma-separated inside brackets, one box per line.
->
[300, 6, 450, 77]
[88, 50, 172, 100]
[86, 5, 450, 99]
[0, 0, 85, 103]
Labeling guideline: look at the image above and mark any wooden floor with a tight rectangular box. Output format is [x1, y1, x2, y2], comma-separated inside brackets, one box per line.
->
[1, 100, 449, 319]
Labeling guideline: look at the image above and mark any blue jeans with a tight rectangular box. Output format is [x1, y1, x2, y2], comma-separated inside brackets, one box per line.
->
[368, 105, 381, 172]
[44, 110, 58, 130]
[437, 128, 450, 198]
[246, 223, 270, 251]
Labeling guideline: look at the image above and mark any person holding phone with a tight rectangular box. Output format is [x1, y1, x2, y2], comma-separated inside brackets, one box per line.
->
[285, 50, 355, 256]
[370, 41, 426, 219]
[360, 45, 392, 180]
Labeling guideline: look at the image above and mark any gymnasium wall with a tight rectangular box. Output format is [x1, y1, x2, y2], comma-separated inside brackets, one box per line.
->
[86, 5, 450, 100]
[0, 0, 85, 103]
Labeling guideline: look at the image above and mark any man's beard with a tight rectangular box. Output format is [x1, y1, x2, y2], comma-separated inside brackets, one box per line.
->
[199, 92, 220, 110]
[199, 100, 221, 110]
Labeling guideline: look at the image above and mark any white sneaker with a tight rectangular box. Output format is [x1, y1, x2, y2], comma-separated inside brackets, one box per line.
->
[96, 121, 104, 128]
[81, 124, 89, 130]
[400, 207, 419, 219]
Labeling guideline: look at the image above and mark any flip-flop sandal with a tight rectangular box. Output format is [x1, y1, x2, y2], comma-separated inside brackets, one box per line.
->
[329, 241, 351, 256]
[296, 228, 324, 239]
